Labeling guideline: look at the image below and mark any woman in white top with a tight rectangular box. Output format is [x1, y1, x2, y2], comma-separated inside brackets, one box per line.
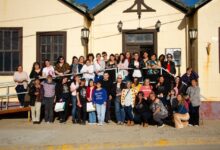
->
[70, 75, 80, 123]
[94, 53, 105, 82]
[117, 53, 129, 81]
[42, 59, 55, 78]
[13, 65, 29, 107]
[80, 59, 95, 86]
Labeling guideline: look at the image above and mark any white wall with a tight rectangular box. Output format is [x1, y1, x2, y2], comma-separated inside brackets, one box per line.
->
[197, 0, 220, 100]
[90, 0, 187, 74]
[0, 0, 86, 80]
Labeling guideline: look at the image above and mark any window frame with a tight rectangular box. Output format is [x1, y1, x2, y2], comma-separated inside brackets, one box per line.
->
[36, 31, 67, 66]
[0, 27, 23, 75]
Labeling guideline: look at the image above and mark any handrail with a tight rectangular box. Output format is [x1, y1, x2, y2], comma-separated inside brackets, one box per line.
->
[0, 66, 207, 110]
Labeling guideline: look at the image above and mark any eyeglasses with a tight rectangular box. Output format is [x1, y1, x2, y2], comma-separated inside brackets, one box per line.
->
[117, 78, 122, 79]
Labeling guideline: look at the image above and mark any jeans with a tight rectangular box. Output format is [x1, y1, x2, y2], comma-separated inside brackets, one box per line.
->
[71, 96, 77, 120]
[105, 99, 111, 122]
[124, 106, 134, 121]
[89, 111, 96, 123]
[96, 104, 106, 124]
[153, 113, 168, 126]
[44, 97, 54, 122]
[15, 85, 26, 106]
[114, 97, 125, 123]
[31, 102, 41, 122]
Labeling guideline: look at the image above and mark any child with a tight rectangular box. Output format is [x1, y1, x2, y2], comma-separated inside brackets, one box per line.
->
[77, 78, 87, 125]
[41, 75, 56, 123]
[121, 81, 136, 126]
[29, 78, 42, 124]
[92, 81, 107, 126]
[86, 79, 97, 125]
[186, 79, 201, 126]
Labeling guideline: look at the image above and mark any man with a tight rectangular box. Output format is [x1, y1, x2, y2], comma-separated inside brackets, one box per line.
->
[102, 51, 108, 65]
[101, 72, 113, 123]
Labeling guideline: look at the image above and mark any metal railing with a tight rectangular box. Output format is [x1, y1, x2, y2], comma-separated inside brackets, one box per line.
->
[0, 66, 206, 110]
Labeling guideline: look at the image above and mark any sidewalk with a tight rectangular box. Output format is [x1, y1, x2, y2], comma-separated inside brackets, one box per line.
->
[0, 119, 220, 150]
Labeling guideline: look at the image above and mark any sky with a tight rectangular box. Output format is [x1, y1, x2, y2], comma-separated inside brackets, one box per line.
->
[75, 0, 201, 10]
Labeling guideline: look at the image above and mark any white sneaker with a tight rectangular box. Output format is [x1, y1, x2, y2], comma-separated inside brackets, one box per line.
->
[97, 123, 102, 126]
[188, 124, 193, 127]
[158, 124, 165, 128]
[194, 125, 199, 127]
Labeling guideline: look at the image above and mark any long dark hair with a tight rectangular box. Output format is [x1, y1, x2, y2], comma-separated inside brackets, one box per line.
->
[56, 56, 66, 64]
[118, 53, 125, 64]
[31, 62, 41, 72]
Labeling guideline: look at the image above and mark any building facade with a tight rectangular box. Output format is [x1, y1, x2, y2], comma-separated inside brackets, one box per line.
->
[0, 0, 219, 101]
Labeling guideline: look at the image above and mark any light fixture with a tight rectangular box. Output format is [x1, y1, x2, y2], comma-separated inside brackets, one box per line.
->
[155, 20, 161, 32]
[81, 27, 89, 56]
[81, 27, 89, 39]
[117, 21, 123, 33]
[189, 28, 198, 40]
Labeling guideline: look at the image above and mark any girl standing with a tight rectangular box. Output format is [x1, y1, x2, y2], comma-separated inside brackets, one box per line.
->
[92, 81, 107, 126]
[86, 79, 97, 124]
[121, 81, 136, 126]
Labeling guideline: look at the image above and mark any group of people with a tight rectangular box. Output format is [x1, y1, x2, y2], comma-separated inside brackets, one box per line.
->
[13, 51, 200, 128]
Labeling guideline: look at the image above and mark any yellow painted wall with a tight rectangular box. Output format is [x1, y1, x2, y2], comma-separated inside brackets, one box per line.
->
[0, 0, 86, 83]
[90, 0, 187, 75]
[197, 0, 220, 100]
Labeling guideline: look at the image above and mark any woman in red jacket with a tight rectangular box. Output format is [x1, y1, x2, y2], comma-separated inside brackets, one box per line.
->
[86, 79, 97, 125]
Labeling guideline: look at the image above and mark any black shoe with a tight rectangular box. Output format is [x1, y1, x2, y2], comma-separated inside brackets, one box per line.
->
[59, 120, 65, 123]
[81, 121, 86, 125]
[72, 119, 76, 124]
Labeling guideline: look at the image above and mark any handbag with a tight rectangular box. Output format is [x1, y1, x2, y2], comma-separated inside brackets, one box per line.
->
[54, 102, 65, 112]
[86, 102, 96, 112]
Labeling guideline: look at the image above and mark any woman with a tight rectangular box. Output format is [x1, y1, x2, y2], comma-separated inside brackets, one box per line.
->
[94, 53, 105, 82]
[70, 75, 80, 123]
[106, 54, 117, 82]
[121, 81, 136, 126]
[173, 94, 190, 129]
[56, 77, 70, 123]
[158, 54, 166, 68]
[173, 76, 184, 95]
[112, 74, 126, 125]
[29, 62, 42, 79]
[92, 81, 107, 126]
[146, 53, 159, 82]
[132, 77, 142, 93]
[14, 65, 29, 107]
[70, 56, 80, 77]
[42, 59, 55, 78]
[117, 53, 129, 81]
[149, 92, 168, 128]
[86, 79, 97, 124]
[129, 52, 144, 81]
[87, 53, 95, 65]
[142, 51, 149, 65]
[140, 78, 153, 99]
[125, 52, 131, 64]
[80, 59, 95, 86]
[55, 56, 70, 76]
[29, 78, 42, 124]
[134, 91, 152, 127]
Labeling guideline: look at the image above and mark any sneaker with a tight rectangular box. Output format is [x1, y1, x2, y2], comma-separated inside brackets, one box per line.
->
[188, 124, 193, 127]
[194, 125, 199, 127]
[158, 124, 165, 128]
[97, 123, 102, 126]
[117, 122, 121, 125]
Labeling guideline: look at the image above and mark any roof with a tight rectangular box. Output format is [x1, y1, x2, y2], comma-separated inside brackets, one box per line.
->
[59, 0, 94, 20]
[89, 0, 116, 16]
[89, 0, 212, 16]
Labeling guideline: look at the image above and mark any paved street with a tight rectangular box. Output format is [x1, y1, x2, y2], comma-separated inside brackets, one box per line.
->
[0, 119, 220, 150]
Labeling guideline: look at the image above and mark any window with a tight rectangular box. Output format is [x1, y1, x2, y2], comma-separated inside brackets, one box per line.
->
[37, 32, 66, 65]
[0, 28, 22, 74]
[126, 33, 153, 44]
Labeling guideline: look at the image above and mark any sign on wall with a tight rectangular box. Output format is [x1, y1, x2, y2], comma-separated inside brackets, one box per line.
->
[165, 48, 181, 66]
